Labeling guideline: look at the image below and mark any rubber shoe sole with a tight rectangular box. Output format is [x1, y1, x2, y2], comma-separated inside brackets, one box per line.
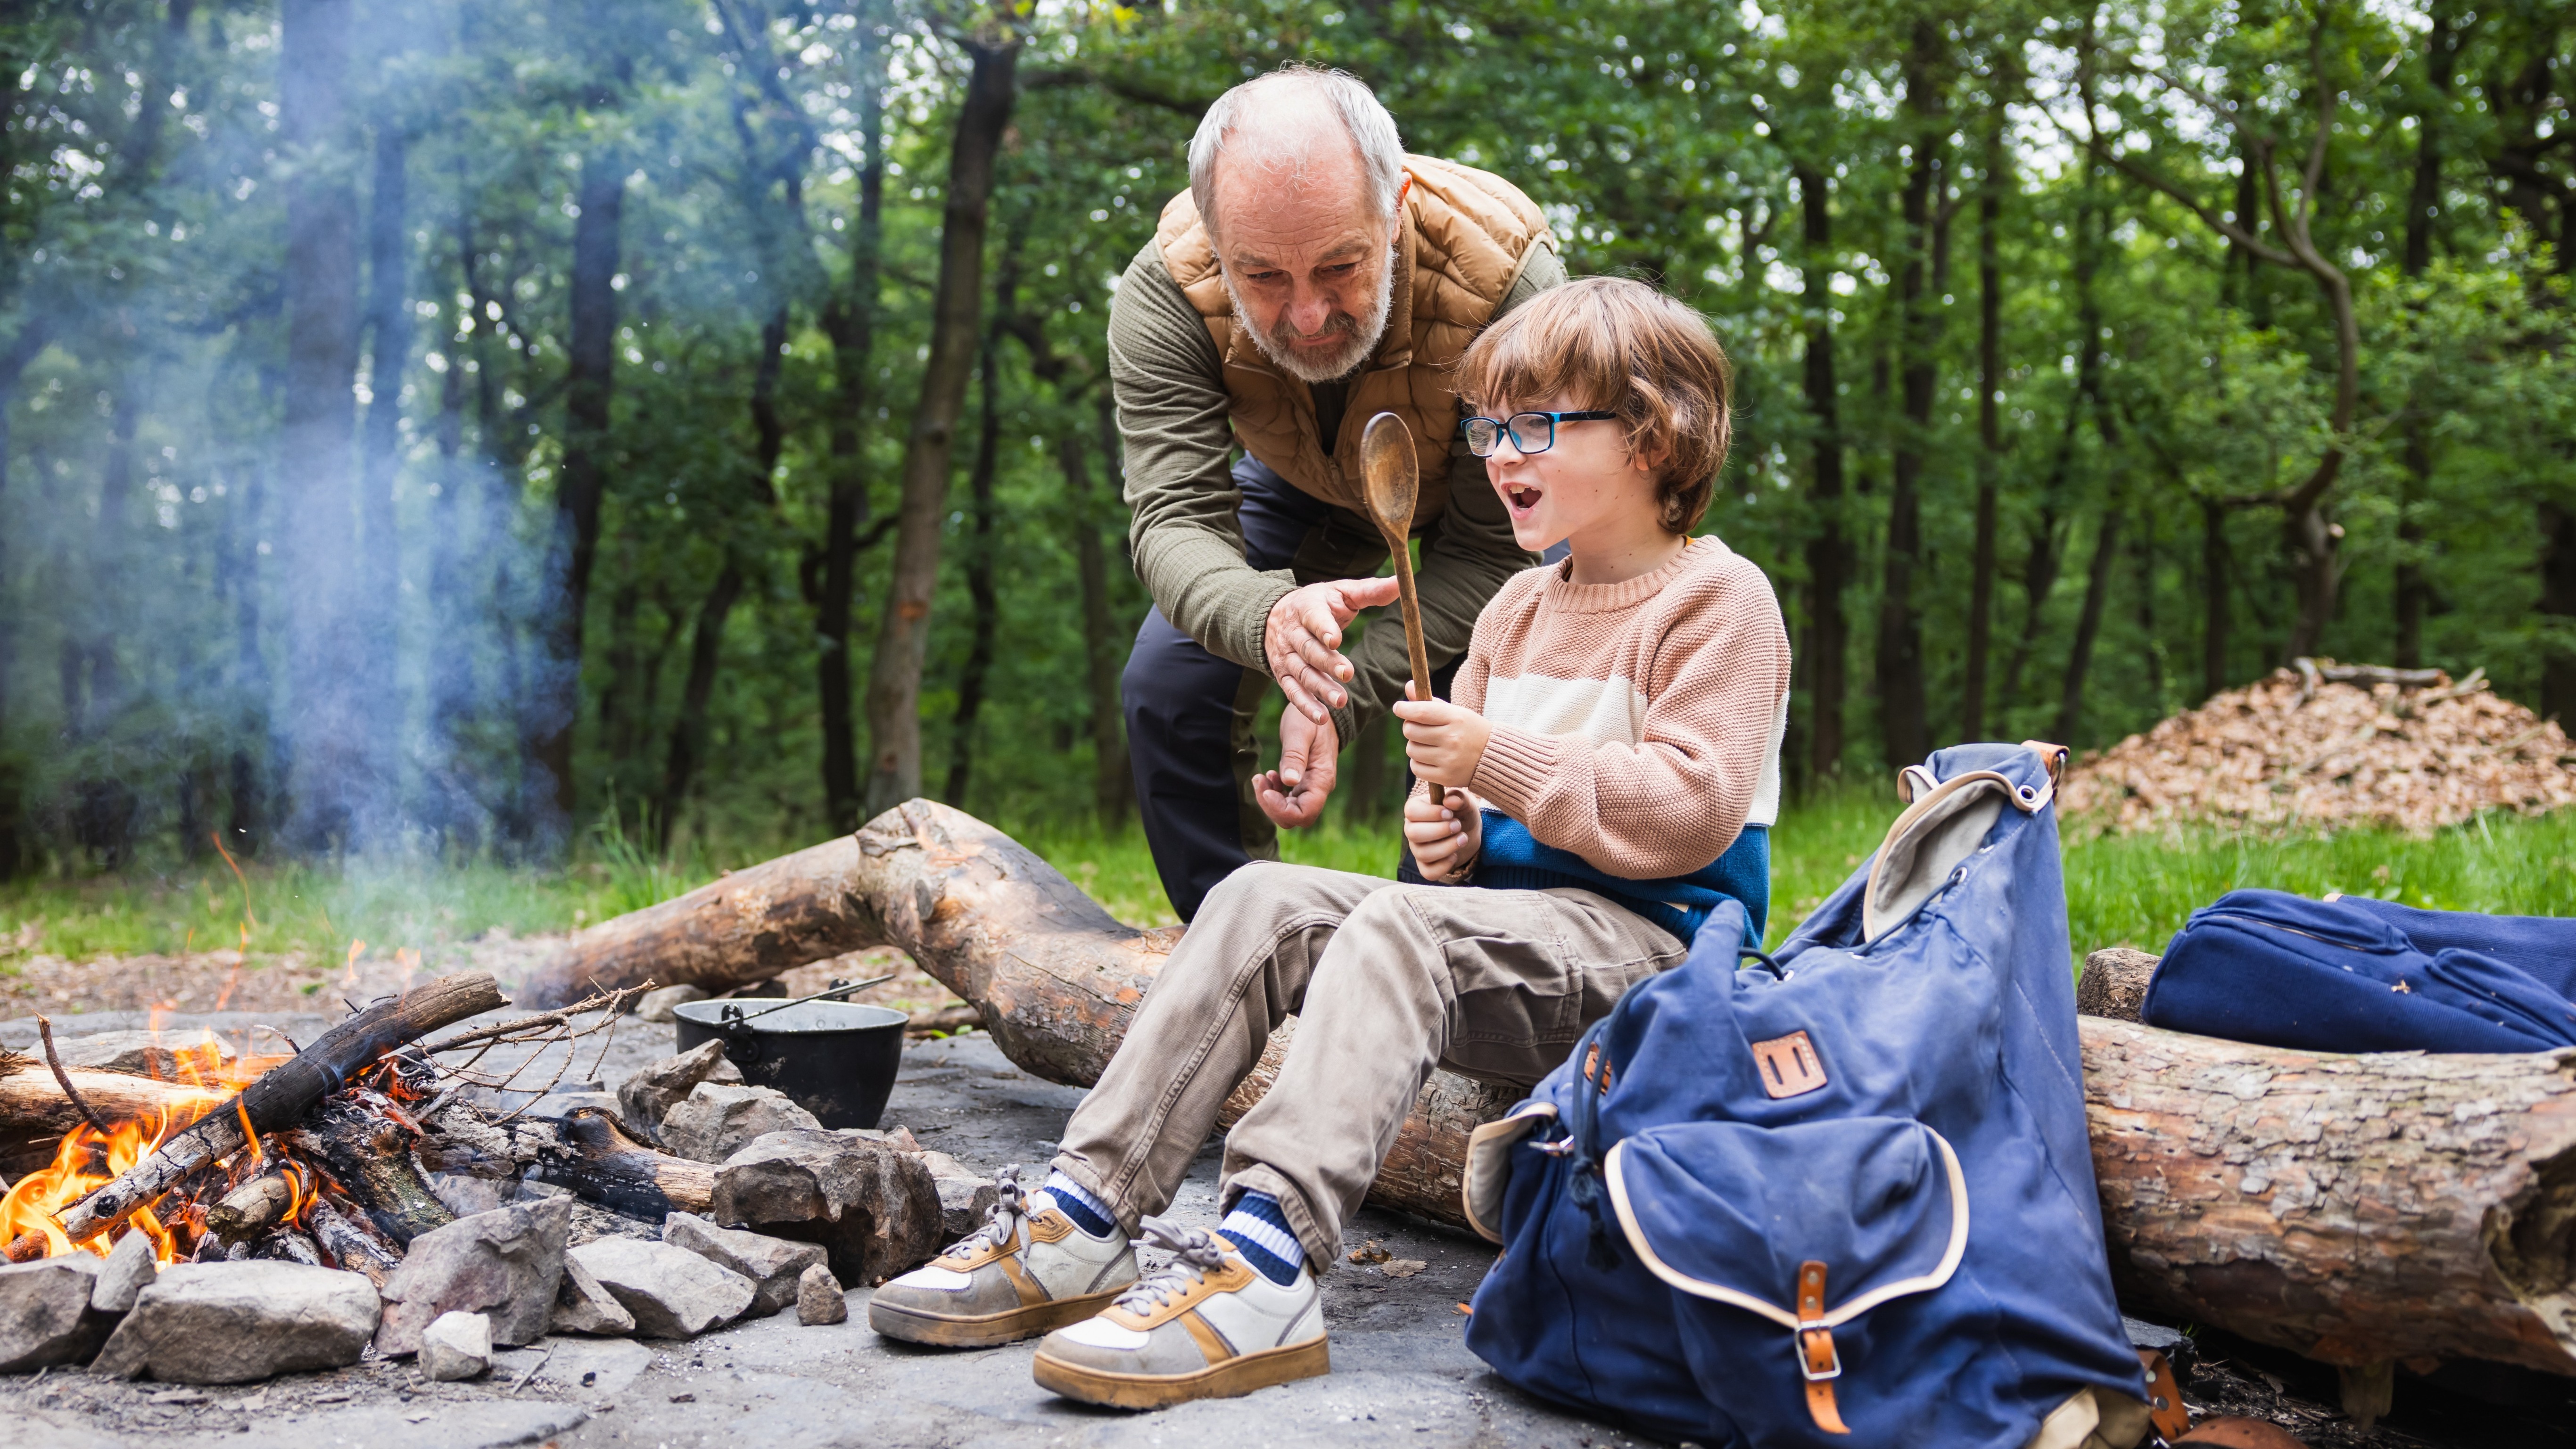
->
[1032, 1335, 1330, 1408]
[868, 1286, 1128, 1348]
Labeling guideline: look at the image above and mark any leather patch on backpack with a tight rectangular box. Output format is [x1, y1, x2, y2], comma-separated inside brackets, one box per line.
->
[1751, 1031, 1829, 1099]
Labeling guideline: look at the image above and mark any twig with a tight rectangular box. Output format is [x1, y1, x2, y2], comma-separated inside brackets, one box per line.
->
[421, 983, 656, 1055]
[37, 1016, 112, 1136]
[508, 1343, 554, 1396]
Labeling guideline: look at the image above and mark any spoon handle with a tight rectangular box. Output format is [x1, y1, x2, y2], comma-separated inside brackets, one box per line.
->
[1388, 543, 1443, 813]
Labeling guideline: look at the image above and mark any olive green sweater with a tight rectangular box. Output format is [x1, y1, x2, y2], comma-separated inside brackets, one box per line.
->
[1106, 241, 1568, 743]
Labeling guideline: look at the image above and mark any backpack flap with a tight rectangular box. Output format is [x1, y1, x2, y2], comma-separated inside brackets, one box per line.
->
[1605, 1117, 1967, 1437]
[1462, 1102, 1559, 1244]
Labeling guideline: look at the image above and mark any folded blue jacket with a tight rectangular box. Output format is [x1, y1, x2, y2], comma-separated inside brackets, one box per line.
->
[1474, 812, 1768, 946]
[2141, 889, 2576, 1054]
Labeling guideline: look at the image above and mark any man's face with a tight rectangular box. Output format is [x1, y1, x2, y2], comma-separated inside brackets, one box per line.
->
[1211, 147, 1399, 385]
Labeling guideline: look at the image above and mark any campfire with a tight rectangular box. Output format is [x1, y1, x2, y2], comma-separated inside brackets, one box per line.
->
[1, 1031, 261, 1264]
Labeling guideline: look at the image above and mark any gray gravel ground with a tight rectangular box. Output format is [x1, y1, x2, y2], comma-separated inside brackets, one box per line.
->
[3, 1008, 1635, 1449]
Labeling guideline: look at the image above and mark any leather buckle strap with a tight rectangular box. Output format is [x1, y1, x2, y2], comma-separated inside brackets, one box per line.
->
[1795, 1260, 1852, 1435]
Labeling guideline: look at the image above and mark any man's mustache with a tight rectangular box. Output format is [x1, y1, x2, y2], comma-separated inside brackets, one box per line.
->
[1270, 309, 1362, 350]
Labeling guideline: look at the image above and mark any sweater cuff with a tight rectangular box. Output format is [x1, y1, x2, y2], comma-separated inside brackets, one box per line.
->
[1470, 725, 1566, 820]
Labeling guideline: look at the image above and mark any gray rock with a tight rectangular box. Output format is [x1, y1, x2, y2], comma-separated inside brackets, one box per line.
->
[420, 1310, 493, 1382]
[794, 1262, 847, 1326]
[93, 1260, 379, 1383]
[614, 1039, 732, 1140]
[374, 1196, 570, 1356]
[45, 1029, 237, 1078]
[915, 1149, 999, 1239]
[711, 1129, 945, 1285]
[661, 1211, 826, 1317]
[661, 1083, 821, 1164]
[549, 1253, 636, 1337]
[0, 1255, 109, 1372]
[91, 1227, 158, 1313]
[425, 1171, 519, 1219]
[634, 984, 710, 1024]
[564, 1237, 755, 1339]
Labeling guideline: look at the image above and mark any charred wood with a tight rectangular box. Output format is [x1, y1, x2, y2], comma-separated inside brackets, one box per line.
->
[516, 1107, 714, 1218]
[289, 1096, 454, 1247]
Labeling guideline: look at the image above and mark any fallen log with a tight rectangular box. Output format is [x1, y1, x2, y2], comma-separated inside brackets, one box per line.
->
[1, 1057, 227, 1140]
[53, 971, 508, 1244]
[524, 800, 2576, 1377]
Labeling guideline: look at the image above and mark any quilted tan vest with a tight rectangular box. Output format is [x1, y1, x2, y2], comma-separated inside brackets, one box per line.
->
[1153, 155, 1556, 526]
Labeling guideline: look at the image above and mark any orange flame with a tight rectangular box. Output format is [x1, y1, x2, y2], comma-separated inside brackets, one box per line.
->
[2, 1036, 276, 1264]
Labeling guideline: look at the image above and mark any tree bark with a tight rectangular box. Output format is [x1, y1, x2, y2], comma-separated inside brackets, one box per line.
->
[2054, 508, 2123, 745]
[2201, 498, 2232, 700]
[861, 32, 1020, 816]
[278, 0, 364, 854]
[1795, 164, 1850, 781]
[2002, 176, 2102, 710]
[1877, 19, 1945, 769]
[520, 1107, 716, 1218]
[2085, 1017, 2576, 1378]
[1963, 109, 2005, 743]
[523, 804, 2576, 1376]
[537, 147, 627, 842]
[817, 8, 888, 834]
[944, 311, 1010, 808]
[0, 319, 52, 880]
[2396, 1, 2460, 673]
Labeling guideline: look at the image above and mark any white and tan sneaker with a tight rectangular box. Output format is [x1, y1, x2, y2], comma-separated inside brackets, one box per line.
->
[867, 1167, 1139, 1347]
[1031, 1218, 1329, 1409]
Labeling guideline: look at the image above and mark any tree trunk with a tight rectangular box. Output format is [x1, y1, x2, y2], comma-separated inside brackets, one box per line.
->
[278, 0, 364, 854]
[2003, 181, 2102, 709]
[537, 148, 627, 844]
[1878, 29, 1944, 769]
[0, 321, 51, 879]
[2201, 498, 2232, 701]
[1074, 394, 1131, 828]
[817, 8, 887, 834]
[861, 33, 1020, 816]
[2543, 501, 2576, 724]
[659, 305, 790, 843]
[944, 321, 1008, 808]
[1795, 164, 1850, 781]
[358, 114, 410, 822]
[1963, 112, 2005, 744]
[2054, 508, 2123, 745]
[2396, 2, 2459, 671]
[522, 805, 2576, 1378]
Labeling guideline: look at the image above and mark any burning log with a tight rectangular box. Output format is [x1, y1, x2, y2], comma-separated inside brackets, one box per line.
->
[306, 1195, 400, 1287]
[289, 1096, 455, 1247]
[203, 1171, 296, 1243]
[528, 800, 2576, 1379]
[53, 971, 507, 1246]
[0, 1057, 227, 1166]
[517, 1107, 715, 1218]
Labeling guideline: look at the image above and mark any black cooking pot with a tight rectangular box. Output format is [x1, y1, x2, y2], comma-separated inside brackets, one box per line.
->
[671, 998, 908, 1130]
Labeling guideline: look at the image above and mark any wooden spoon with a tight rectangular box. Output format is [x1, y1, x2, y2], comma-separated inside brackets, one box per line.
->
[1359, 412, 1442, 812]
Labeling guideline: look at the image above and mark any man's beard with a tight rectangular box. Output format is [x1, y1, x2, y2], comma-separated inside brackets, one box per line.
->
[1223, 246, 1399, 385]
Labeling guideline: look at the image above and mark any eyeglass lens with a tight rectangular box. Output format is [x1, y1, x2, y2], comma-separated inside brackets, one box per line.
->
[1465, 413, 1557, 456]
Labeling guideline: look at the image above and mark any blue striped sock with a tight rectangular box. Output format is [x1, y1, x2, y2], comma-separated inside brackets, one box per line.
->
[1041, 1170, 1117, 1239]
[1219, 1191, 1305, 1285]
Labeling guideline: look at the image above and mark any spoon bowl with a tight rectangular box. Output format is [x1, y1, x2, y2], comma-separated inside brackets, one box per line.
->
[1360, 412, 1441, 811]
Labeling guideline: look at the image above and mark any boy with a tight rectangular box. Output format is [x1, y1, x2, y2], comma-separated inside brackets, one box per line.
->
[867, 277, 1791, 1410]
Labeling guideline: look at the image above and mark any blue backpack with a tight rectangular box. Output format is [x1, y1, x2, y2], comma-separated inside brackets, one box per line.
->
[2142, 889, 2576, 1054]
[1462, 744, 2151, 1448]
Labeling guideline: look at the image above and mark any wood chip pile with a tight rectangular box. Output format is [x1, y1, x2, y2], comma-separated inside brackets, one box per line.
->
[2061, 660, 2576, 834]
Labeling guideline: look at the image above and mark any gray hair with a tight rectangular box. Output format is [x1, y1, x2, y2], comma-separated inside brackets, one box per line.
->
[1187, 63, 1406, 240]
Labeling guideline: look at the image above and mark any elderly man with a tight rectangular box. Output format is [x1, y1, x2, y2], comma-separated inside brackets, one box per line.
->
[1111, 64, 1566, 919]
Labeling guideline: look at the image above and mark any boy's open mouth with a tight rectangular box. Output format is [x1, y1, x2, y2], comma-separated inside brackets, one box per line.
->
[1506, 484, 1542, 512]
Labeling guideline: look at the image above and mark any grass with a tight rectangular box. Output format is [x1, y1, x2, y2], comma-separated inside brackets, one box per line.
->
[5, 792, 2574, 973]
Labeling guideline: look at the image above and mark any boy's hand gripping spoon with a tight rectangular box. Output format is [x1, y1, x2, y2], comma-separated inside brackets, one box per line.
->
[1360, 412, 1443, 813]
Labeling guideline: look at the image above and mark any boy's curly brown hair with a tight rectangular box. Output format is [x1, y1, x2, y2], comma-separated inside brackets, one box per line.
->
[1454, 276, 1734, 535]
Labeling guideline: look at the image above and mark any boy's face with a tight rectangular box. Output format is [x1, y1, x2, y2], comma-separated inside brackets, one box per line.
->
[1480, 393, 1661, 554]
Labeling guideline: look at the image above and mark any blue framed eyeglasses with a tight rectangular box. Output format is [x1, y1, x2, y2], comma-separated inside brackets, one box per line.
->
[1459, 410, 1618, 457]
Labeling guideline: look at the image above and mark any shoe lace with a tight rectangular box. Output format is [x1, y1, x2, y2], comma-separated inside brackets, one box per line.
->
[941, 1162, 1030, 1259]
[1111, 1217, 1231, 1315]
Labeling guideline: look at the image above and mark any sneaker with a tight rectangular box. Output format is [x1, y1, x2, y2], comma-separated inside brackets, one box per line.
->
[1030, 1218, 1329, 1409]
[867, 1166, 1139, 1347]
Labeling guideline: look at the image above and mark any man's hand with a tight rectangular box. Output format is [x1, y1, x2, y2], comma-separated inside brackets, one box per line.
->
[1265, 577, 1403, 723]
[1254, 708, 1338, 829]
[1394, 688, 1493, 789]
[1404, 785, 1482, 883]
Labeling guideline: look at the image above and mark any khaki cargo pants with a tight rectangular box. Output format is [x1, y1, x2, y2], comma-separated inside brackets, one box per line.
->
[1049, 860, 1684, 1268]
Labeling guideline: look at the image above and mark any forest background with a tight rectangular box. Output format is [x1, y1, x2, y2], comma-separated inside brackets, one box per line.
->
[7, 0, 2576, 958]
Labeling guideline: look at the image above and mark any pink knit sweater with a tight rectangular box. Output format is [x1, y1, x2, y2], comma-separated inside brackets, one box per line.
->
[1455, 535, 1792, 879]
